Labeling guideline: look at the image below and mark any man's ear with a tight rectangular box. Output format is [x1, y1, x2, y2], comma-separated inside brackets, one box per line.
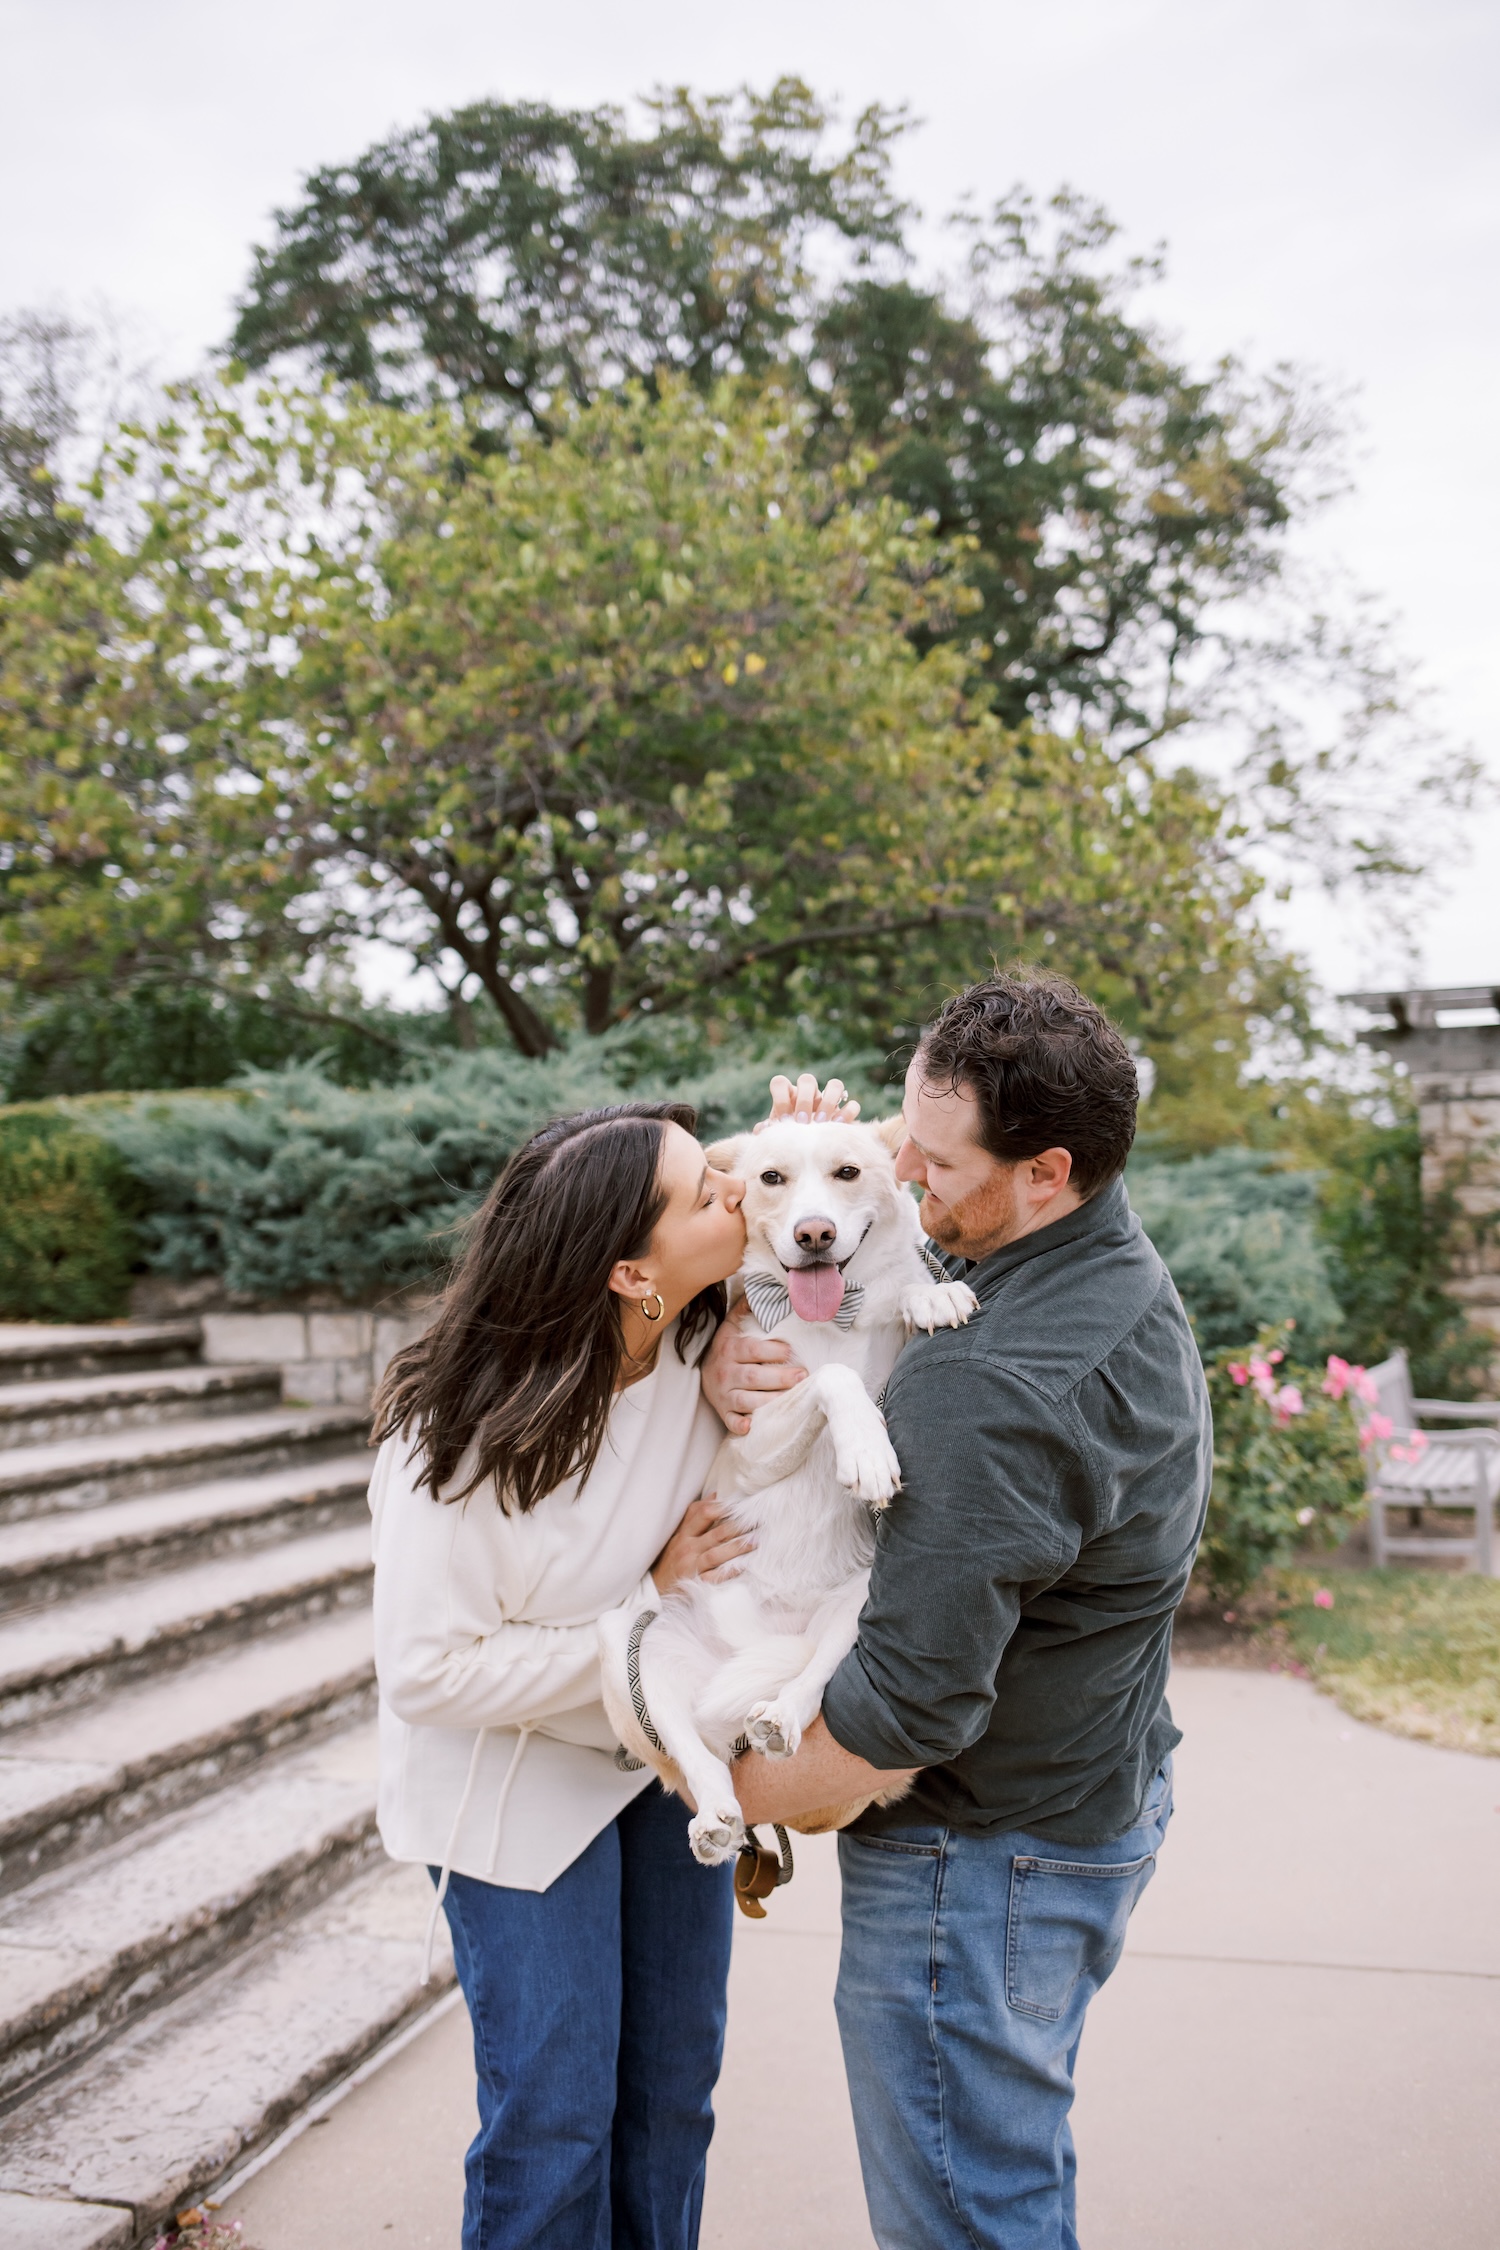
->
[704, 1133, 747, 1174]
[871, 1115, 906, 1153]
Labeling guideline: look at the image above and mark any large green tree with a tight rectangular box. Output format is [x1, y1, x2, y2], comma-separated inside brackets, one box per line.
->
[229, 82, 904, 425]
[230, 85, 1470, 900]
[0, 313, 89, 581]
[0, 374, 1281, 1090]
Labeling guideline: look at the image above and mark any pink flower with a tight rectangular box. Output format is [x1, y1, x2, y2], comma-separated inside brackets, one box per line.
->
[1273, 1384, 1304, 1422]
[1323, 1355, 1352, 1401]
[1388, 1430, 1430, 1465]
[1312, 1587, 1334, 1609]
[1268, 1348, 1285, 1365]
[1352, 1368, 1380, 1406]
[1297, 1505, 1317, 1525]
[1228, 1362, 1250, 1387]
[1358, 1413, 1394, 1450]
[1249, 1358, 1273, 1382]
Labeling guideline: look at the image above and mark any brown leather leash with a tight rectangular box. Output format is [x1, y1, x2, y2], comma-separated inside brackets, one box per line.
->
[620, 1609, 795, 1919]
[733, 1823, 795, 1919]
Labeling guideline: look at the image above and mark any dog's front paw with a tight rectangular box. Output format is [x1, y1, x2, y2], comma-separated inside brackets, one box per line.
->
[688, 1804, 746, 1866]
[747, 1700, 803, 1760]
[833, 1425, 902, 1505]
[901, 1280, 980, 1334]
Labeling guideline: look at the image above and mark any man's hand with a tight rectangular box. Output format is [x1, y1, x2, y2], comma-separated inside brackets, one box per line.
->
[702, 1306, 806, 1435]
[732, 1714, 917, 1825]
[758, 1072, 862, 1132]
[650, 1495, 754, 1597]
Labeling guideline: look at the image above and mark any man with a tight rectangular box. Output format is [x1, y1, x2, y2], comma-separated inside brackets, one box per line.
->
[702, 971, 1212, 2250]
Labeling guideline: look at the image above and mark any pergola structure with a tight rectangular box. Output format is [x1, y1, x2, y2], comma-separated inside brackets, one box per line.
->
[1346, 985, 1500, 1377]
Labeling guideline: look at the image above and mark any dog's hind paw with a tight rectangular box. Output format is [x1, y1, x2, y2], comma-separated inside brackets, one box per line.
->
[688, 1805, 746, 1866]
[747, 1701, 802, 1760]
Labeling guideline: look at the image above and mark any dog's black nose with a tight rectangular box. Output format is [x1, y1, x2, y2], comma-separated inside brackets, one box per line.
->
[793, 1214, 838, 1254]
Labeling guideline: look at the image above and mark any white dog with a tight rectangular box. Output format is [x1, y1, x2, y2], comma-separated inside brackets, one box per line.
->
[598, 1115, 977, 1867]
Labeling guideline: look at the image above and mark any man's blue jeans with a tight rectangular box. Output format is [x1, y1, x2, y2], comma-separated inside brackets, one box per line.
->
[433, 1782, 734, 2250]
[835, 1761, 1173, 2250]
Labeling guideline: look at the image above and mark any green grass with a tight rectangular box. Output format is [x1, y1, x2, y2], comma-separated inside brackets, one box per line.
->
[1275, 1568, 1500, 1756]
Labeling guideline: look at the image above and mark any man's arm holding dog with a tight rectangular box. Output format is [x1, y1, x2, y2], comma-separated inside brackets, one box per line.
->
[734, 1357, 1091, 1823]
[734, 1713, 915, 1824]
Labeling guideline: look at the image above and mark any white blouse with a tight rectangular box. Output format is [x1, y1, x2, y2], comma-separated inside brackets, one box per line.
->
[369, 1322, 723, 1892]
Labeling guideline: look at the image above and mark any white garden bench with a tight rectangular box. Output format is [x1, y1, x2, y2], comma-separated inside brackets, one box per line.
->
[1364, 1348, 1500, 1574]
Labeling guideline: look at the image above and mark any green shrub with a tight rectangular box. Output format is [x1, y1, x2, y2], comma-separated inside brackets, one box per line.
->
[1197, 1323, 1371, 1599]
[1128, 1148, 1343, 1356]
[1313, 1111, 1494, 1399]
[0, 982, 450, 1100]
[0, 1109, 141, 1321]
[95, 1038, 891, 1305]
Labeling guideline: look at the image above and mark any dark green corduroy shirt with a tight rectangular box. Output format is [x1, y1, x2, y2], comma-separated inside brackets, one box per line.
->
[823, 1175, 1212, 1846]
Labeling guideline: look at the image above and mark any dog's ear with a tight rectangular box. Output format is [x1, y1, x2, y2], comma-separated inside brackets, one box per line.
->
[870, 1114, 906, 1153]
[704, 1132, 747, 1175]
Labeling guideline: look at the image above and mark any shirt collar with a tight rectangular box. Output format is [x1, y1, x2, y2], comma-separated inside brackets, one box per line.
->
[955, 1174, 1133, 1298]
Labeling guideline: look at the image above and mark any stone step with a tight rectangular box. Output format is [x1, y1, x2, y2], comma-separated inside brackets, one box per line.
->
[0, 1364, 282, 1452]
[0, 1453, 372, 1617]
[0, 1325, 202, 1386]
[0, 1525, 373, 1732]
[0, 1608, 375, 1895]
[0, 1859, 452, 2245]
[0, 2189, 130, 2249]
[0, 1404, 369, 1525]
[0, 1726, 380, 2107]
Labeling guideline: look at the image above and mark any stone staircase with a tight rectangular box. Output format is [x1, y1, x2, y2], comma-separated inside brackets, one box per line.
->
[0, 1322, 452, 2250]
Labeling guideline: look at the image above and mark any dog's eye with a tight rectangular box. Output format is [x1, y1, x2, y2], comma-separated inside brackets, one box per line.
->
[832, 1165, 861, 1181]
[759, 1169, 785, 1187]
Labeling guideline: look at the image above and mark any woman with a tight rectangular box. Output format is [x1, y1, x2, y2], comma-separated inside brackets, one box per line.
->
[369, 1100, 751, 2250]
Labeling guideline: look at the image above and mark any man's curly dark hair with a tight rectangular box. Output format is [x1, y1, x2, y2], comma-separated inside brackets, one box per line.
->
[917, 969, 1139, 1198]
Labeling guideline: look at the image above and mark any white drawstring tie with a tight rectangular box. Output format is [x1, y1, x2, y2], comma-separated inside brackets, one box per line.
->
[422, 1722, 535, 1985]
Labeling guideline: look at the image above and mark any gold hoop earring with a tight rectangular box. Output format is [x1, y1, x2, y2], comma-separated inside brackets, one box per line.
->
[640, 1289, 666, 1324]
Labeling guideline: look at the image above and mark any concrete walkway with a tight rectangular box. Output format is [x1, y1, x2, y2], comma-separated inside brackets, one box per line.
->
[224, 1667, 1500, 2248]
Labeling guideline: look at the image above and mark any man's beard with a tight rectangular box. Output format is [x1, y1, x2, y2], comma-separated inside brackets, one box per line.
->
[920, 1166, 1019, 1260]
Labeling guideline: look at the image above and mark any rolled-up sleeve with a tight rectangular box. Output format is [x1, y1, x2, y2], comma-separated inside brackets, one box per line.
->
[822, 1358, 1084, 1769]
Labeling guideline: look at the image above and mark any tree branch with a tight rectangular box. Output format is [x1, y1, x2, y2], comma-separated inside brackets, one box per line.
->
[630, 903, 999, 1015]
[136, 960, 422, 1059]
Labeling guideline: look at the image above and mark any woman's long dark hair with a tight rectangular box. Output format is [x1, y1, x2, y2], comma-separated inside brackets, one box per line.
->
[372, 1102, 725, 1512]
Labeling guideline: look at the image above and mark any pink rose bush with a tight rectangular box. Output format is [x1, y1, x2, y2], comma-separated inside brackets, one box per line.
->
[1200, 1323, 1370, 1599]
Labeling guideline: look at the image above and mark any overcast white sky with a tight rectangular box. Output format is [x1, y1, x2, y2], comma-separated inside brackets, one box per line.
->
[4, 0, 1496, 1002]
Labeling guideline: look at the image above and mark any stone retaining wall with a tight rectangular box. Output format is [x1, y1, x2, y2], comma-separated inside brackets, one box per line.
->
[1350, 989, 1500, 1383]
[1417, 1066, 1500, 1363]
[199, 1308, 435, 1408]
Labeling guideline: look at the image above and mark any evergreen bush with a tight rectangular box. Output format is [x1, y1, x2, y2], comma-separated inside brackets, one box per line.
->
[0, 983, 445, 1100]
[1127, 1148, 1343, 1357]
[93, 1040, 891, 1306]
[0, 1108, 141, 1322]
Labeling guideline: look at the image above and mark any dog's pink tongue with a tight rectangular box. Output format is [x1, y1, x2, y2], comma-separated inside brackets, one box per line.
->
[786, 1264, 845, 1323]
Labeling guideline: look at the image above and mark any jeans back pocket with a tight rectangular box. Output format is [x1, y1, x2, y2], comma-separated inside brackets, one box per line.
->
[1005, 1850, 1157, 2022]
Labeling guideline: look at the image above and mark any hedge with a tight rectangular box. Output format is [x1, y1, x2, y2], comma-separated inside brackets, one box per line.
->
[1126, 1148, 1342, 1357]
[0, 1038, 892, 1311]
[0, 1106, 143, 1322]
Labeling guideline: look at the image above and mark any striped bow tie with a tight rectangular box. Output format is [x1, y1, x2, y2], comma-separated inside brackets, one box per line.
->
[741, 1269, 866, 1334]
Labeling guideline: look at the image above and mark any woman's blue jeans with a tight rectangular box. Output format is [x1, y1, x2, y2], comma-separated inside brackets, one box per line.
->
[433, 1782, 735, 2250]
[835, 1761, 1173, 2250]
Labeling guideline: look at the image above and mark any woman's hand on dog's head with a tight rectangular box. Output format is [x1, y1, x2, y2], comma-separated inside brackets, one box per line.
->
[702, 1306, 808, 1435]
[650, 1495, 755, 1596]
[758, 1074, 862, 1132]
